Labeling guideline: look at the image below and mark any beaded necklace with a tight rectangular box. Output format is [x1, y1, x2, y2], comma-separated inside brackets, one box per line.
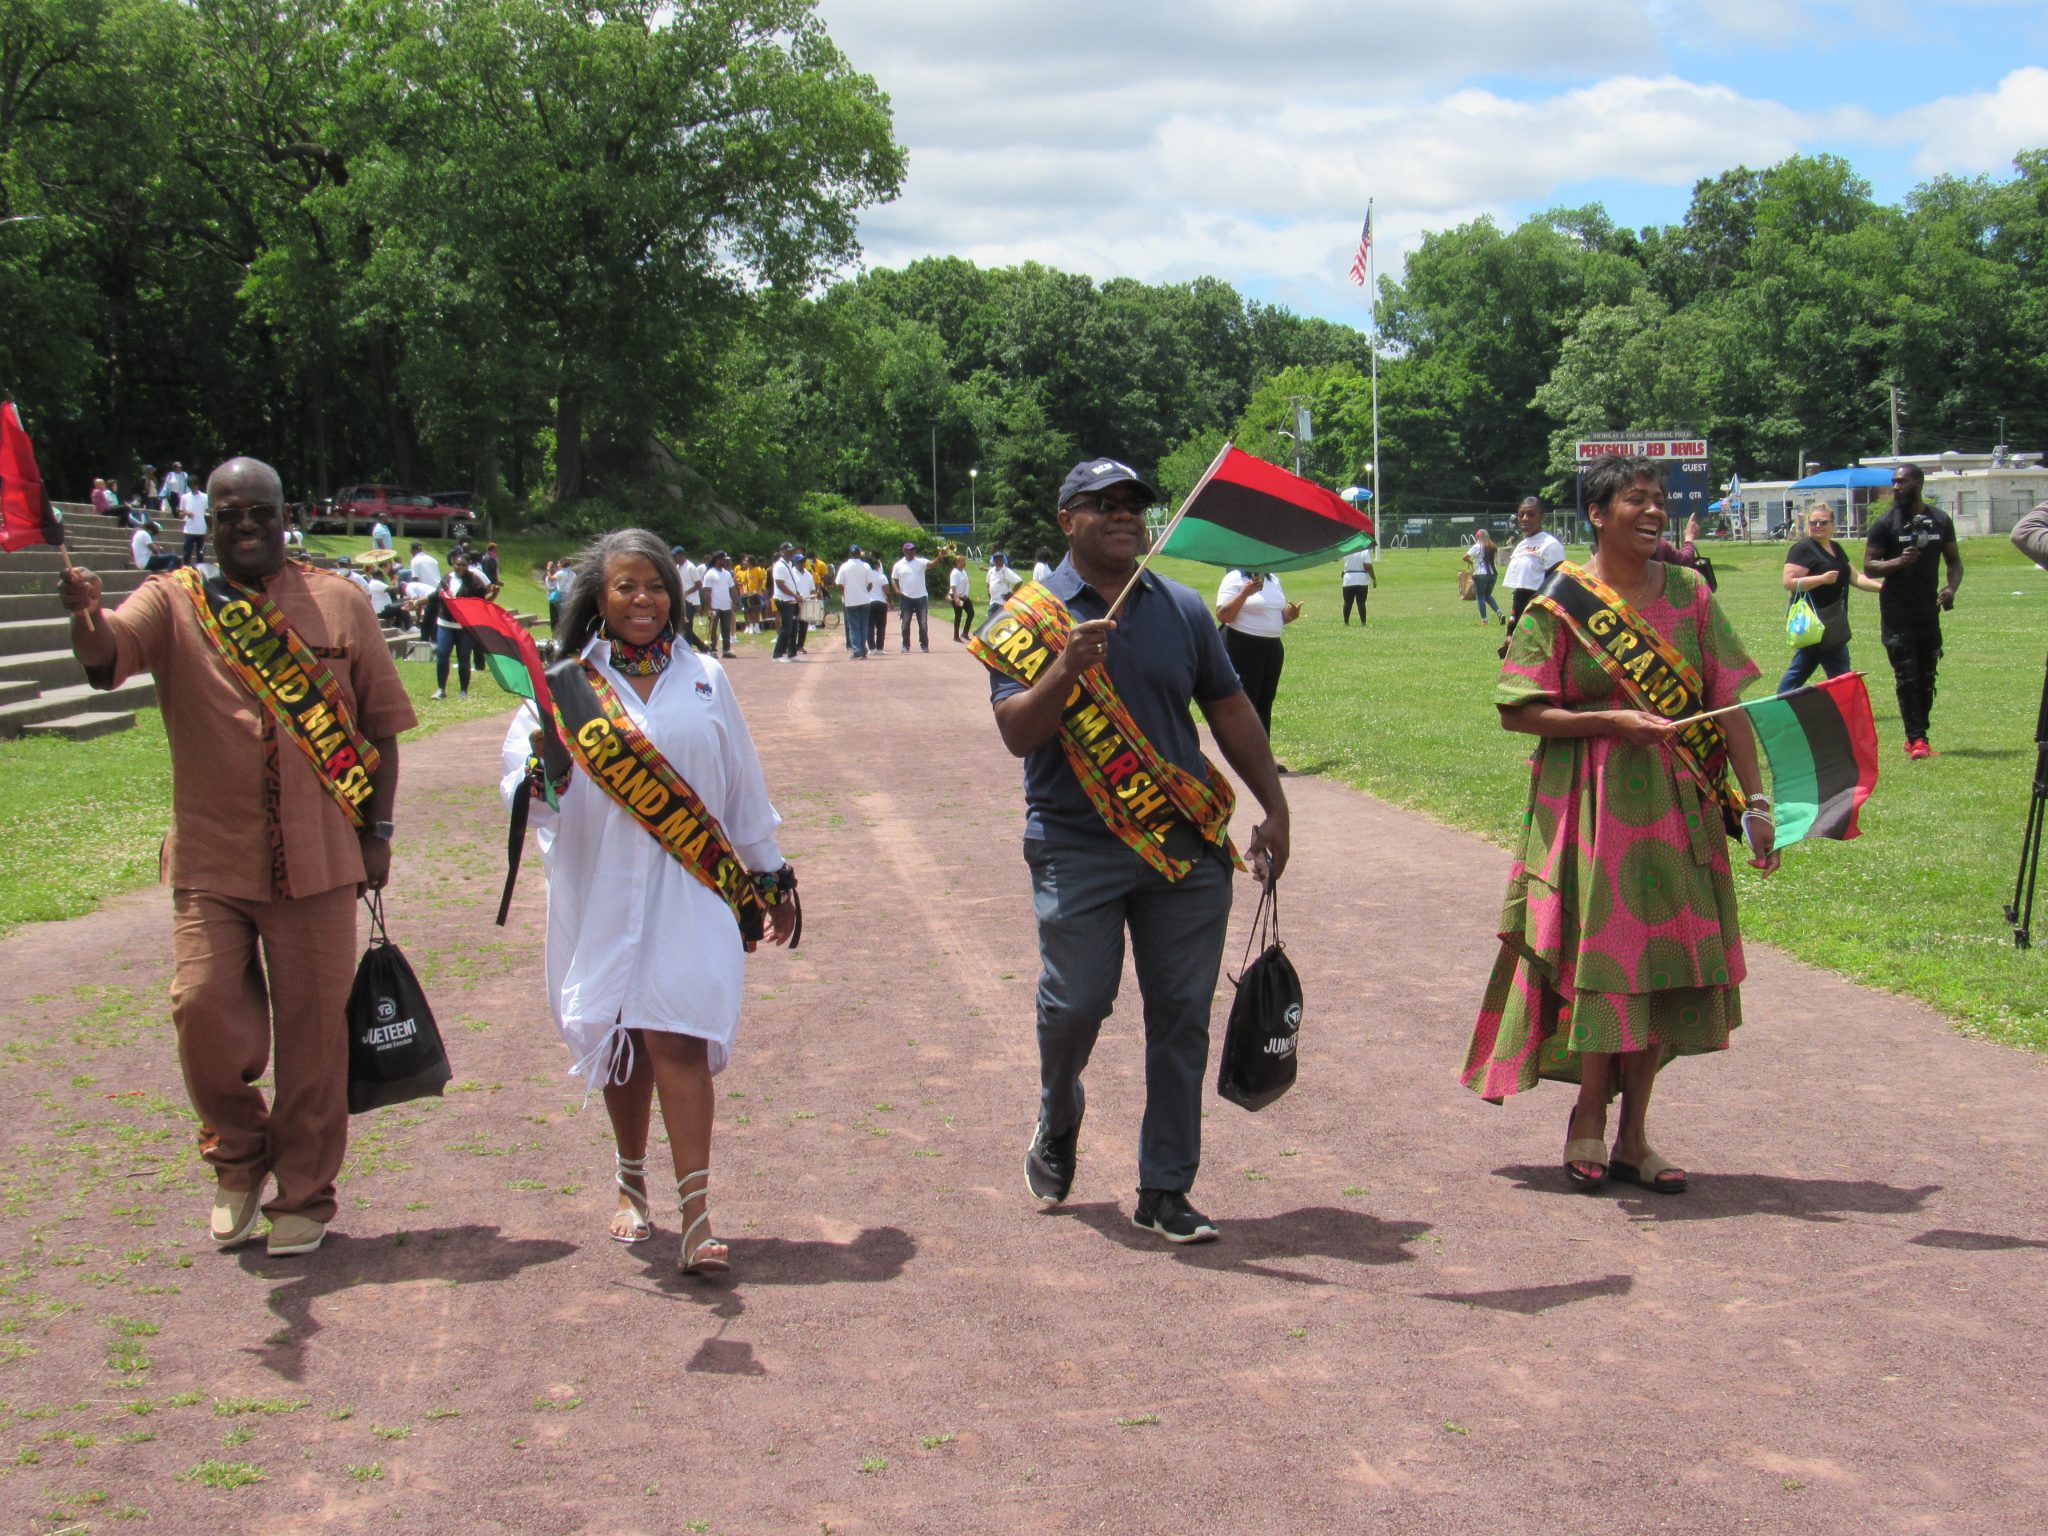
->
[606, 627, 676, 678]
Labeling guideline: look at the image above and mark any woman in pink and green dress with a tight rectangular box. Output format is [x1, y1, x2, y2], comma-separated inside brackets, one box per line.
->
[1460, 455, 1780, 1194]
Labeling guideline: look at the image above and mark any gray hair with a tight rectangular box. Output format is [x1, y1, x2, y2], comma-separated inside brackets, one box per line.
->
[555, 529, 682, 653]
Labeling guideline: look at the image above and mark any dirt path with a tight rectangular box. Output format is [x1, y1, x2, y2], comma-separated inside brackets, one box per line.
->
[2, 634, 2045, 1534]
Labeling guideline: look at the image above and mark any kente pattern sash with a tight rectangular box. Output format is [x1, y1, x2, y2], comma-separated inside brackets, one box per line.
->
[969, 580, 1240, 882]
[1532, 562, 1746, 834]
[174, 568, 377, 826]
[546, 658, 763, 928]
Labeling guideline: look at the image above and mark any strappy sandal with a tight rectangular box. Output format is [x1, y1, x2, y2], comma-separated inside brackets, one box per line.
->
[677, 1169, 730, 1275]
[610, 1152, 652, 1244]
[1564, 1113, 1608, 1191]
[1609, 1152, 1688, 1195]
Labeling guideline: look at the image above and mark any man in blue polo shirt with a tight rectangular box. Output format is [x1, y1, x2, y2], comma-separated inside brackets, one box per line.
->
[983, 457, 1290, 1243]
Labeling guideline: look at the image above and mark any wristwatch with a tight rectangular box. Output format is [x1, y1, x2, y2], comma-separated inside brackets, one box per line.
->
[364, 820, 396, 841]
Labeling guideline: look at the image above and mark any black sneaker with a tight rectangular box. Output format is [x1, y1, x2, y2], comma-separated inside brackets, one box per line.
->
[1025, 1105, 1082, 1205]
[1132, 1188, 1218, 1244]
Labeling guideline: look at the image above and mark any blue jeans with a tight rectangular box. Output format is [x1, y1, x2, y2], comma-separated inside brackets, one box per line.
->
[1025, 837, 1235, 1193]
[1776, 641, 1852, 695]
[1473, 571, 1501, 621]
[898, 595, 928, 650]
[845, 603, 867, 657]
[434, 625, 474, 692]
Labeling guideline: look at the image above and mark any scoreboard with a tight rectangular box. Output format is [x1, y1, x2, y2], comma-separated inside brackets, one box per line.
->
[1574, 436, 1713, 522]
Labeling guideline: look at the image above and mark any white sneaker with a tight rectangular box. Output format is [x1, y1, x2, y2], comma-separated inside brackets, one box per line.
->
[432, 689, 446, 700]
[460, 689, 469, 700]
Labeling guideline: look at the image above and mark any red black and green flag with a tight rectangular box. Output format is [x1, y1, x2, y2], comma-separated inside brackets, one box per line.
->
[1157, 444, 1374, 573]
[442, 595, 552, 714]
[1739, 671, 1880, 843]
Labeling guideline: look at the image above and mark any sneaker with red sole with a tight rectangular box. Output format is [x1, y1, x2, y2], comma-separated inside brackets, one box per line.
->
[1907, 738, 1934, 759]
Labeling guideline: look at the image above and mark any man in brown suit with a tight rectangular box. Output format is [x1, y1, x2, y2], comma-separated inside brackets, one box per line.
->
[58, 457, 417, 1257]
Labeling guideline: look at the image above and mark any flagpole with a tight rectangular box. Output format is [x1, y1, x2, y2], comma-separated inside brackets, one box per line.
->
[1104, 440, 1233, 621]
[1367, 199, 1381, 531]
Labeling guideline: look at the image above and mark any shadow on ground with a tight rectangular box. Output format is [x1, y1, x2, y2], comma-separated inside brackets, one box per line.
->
[1908, 1228, 2048, 1252]
[1419, 1273, 1635, 1313]
[1494, 1164, 1942, 1223]
[240, 1225, 577, 1380]
[1055, 1202, 1430, 1284]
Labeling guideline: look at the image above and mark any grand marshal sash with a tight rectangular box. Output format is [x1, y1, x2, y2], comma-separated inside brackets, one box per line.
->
[174, 567, 378, 827]
[1531, 562, 1746, 834]
[968, 581, 1241, 882]
[545, 658, 764, 930]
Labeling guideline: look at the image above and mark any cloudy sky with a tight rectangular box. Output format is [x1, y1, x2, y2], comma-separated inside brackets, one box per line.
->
[813, 0, 2048, 321]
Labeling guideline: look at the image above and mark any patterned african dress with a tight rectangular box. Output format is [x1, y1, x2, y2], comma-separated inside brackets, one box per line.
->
[1461, 562, 1759, 1101]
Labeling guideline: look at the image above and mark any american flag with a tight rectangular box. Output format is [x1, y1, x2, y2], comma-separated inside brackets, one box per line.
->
[1348, 207, 1373, 287]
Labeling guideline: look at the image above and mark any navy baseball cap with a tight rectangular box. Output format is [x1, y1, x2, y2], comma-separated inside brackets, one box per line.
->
[1058, 457, 1158, 508]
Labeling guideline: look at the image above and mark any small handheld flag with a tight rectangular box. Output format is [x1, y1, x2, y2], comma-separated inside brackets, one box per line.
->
[1688, 673, 1879, 844]
[441, 594, 567, 924]
[1158, 445, 1375, 574]
[1, 401, 66, 554]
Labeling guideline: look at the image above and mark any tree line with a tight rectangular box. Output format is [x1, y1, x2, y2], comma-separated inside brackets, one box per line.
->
[4, 0, 2043, 551]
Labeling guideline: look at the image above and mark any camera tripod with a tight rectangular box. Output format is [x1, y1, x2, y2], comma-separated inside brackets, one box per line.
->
[2006, 654, 2048, 948]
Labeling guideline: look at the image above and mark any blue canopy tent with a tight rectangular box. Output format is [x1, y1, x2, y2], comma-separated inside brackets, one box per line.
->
[1783, 466, 1895, 534]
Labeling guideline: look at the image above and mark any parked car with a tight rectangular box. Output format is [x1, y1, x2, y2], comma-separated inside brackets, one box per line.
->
[325, 484, 475, 536]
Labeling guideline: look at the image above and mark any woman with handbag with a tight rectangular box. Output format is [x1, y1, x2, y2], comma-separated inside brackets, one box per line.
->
[1462, 528, 1504, 625]
[499, 530, 796, 1274]
[1778, 503, 1882, 695]
[1461, 455, 1779, 1195]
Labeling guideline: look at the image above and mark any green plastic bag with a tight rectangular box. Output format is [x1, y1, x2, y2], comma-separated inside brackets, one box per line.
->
[1786, 593, 1826, 650]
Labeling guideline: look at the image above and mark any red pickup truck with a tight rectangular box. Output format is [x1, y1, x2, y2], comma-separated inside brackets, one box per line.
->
[324, 484, 475, 535]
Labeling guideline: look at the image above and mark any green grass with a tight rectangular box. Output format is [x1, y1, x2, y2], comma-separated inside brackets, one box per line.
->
[1150, 533, 2048, 1051]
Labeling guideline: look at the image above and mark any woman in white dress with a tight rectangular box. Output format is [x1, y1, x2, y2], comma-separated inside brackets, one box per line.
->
[500, 531, 796, 1274]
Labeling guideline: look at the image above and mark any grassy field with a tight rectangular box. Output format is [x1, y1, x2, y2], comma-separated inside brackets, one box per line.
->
[1146, 534, 2048, 1052]
[6, 529, 2044, 1052]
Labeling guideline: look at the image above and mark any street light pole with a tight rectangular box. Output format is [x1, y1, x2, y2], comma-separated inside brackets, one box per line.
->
[928, 418, 939, 532]
[969, 467, 977, 533]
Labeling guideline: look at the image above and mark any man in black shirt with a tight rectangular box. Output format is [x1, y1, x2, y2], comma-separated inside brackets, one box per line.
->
[1863, 464, 1963, 758]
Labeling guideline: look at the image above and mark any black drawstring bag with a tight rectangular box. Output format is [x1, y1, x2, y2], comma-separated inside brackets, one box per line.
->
[1215, 883, 1301, 1112]
[345, 891, 452, 1114]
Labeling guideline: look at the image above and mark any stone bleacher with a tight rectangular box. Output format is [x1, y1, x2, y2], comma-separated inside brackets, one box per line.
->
[0, 505, 419, 742]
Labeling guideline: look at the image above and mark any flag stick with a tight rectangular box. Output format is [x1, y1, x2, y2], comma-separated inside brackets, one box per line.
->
[1104, 440, 1234, 622]
[1680, 673, 1859, 726]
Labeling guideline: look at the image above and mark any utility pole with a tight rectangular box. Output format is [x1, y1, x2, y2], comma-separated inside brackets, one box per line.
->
[928, 417, 938, 530]
[1890, 384, 1904, 457]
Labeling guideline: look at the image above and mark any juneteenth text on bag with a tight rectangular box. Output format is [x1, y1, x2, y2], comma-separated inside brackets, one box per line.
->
[1215, 884, 1301, 1113]
[345, 892, 452, 1114]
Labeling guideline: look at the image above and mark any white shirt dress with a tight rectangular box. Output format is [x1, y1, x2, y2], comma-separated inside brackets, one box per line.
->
[498, 637, 784, 1087]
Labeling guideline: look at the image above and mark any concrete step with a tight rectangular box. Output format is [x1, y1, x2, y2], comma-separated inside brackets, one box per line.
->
[0, 648, 92, 689]
[0, 567, 148, 597]
[0, 616, 70, 659]
[0, 676, 156, 738]
[0, 679, 38, 707]
[20, 710, 135, 741]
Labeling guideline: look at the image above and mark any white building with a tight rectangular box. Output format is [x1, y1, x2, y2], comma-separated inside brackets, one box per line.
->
[1735, 449, 2047, 538]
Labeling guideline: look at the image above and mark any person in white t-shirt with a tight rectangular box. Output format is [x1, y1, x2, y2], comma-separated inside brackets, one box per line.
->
[369, 518, 393, 550]
[947, 555, 974, 642]
[769, 543, 804, 661]
[835, 547, 874, 659]
[671, 547, 706, 651]
[180, 487, 211, 562]
[699, 552, 737, 657]
[891, 542, 930, 652]
[1502, 496, 1568, 641]
[1031, 547, 1054, 584]
[1340, 541, 1377, 626]
[1214, 569, 1302, 769]
[986, 551, 1020, 607]
[789, 550, 818, 655]
[131, 524, 158, 570]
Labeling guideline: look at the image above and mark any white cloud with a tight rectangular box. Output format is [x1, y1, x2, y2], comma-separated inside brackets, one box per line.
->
[810, 2, 2047, 315]
[1886, 67, 2048, 175]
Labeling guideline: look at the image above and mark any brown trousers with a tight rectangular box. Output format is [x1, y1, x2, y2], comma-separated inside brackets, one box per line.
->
[169, 884, 358, 1223]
